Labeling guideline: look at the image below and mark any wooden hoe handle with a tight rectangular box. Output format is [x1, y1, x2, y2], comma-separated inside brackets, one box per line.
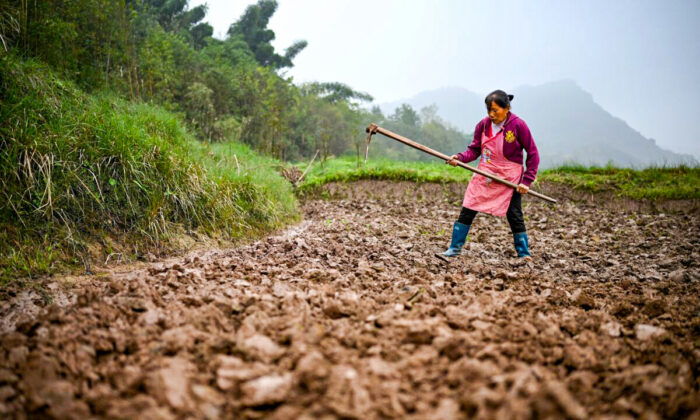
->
[365, 123, 557, 204]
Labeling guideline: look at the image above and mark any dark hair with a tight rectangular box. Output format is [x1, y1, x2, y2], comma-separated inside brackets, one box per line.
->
[485, 90, 514, 110]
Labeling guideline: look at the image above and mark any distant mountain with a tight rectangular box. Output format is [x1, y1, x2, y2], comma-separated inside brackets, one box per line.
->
[380, 81, 698, 168]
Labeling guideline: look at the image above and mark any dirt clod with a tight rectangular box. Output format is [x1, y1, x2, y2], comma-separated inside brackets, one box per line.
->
[635, 324, 667, 341]
[241, 373, 294, 406]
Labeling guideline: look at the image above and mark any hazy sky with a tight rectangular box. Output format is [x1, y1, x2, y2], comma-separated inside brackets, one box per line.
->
[191, 0, 700, 158]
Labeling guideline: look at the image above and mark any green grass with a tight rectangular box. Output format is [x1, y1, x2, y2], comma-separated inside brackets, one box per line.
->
[191, 141, 298, 234]
[540, 164, 700, 200]
[296, 156, 475, 193]
[297, 156, 699, 200]
[0, 54, 298, 287]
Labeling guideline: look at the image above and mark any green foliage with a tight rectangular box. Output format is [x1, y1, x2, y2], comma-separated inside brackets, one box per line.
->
[298, 156, 699, 201]
[145, 0, 208, 34]
[0, 55, 297, 283]
[3, 0, 367, 160]
[391, 104, 421, 127]
[184, 81, 216, 139]
[192, 142, 298, 224]
[0, 3, 20, 52]
[9, 0, 133, 90]
[137, 25, 195, 103]
[227, 0, 307, 69]
[288, 94, 368, 161]
[190, 22, 214, 49]
[365, 104, 472, 162]
[301, 82, 373, 104]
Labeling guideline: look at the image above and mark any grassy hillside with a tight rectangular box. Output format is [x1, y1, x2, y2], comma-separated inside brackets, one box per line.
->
[0, 55, 298, 286]
[297, 156, 699, 200]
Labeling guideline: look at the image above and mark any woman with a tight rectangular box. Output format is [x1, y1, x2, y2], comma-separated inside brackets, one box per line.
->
[441, 90, 539, 260]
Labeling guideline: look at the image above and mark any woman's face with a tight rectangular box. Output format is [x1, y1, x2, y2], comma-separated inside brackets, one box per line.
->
[488, 101, 509, 125]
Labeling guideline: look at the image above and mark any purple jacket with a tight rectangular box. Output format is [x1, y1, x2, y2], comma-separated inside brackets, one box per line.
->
[457, 112, 540, 186]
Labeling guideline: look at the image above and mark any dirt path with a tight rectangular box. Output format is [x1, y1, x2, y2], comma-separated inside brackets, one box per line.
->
[1, 181, 698, 419]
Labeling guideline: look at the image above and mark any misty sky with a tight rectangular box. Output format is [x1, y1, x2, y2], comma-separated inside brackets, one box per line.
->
[191, 0, 700, 158]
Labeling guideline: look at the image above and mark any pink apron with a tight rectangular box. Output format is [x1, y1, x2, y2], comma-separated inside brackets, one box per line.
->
[462, 127, 523, 217]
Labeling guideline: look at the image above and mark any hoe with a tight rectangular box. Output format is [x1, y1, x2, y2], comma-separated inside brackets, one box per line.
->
[364, 123, 557, 204]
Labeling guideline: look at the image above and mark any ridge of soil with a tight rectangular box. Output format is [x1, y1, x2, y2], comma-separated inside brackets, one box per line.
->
[0, 180, 698, 419]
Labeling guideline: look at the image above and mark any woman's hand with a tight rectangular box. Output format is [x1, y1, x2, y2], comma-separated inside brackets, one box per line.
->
[446, 155, 460, 166]
[516, 183, 530, 194]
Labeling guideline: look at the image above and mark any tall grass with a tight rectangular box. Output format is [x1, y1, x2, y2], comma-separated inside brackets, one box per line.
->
[0, 54, 298, 285]
[191, 141, 298, 234]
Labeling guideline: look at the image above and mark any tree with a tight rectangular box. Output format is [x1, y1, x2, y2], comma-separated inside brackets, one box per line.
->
[370, 105, 384, 119]
[419, 104, 440, 124]
[301, 82, 373, 104]
[184, 82, 215, 140]
[190, 22, 213, 49]
[138, 0, 212, 49]
[391, 104, 420, 127]
[142, 0, 205, 32]
[227, 0, 306, 69]
[0, 2, 20, 52]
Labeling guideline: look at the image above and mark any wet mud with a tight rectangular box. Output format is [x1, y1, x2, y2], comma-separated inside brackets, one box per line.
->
[1, 180, 698, 419]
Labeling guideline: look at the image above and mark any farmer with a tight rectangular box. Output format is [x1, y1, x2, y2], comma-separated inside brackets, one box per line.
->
[441, 90, 539, 259]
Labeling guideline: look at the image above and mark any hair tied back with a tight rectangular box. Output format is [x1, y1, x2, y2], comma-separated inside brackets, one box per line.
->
[485, 90, 513, 109]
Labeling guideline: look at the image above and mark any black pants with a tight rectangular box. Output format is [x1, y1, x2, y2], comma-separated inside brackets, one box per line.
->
[457, 192, 526, 234]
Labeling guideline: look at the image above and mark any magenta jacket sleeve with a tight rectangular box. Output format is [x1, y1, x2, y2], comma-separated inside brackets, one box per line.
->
[457, 120, 484, 163]
[516, 120, 540, 186]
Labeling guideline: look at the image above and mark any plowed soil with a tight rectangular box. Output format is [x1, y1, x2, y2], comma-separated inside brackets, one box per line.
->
[1, 181, 698, 419]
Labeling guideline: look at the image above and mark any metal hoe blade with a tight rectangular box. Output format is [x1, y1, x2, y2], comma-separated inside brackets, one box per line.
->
[364, 126, 375, 164]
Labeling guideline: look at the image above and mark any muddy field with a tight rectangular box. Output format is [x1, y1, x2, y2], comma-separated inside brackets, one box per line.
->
[0, 180, 698, 419]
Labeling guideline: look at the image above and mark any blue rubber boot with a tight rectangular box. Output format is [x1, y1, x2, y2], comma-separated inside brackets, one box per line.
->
[441, 222, 470, 257]
[513, 232, 531, 258]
